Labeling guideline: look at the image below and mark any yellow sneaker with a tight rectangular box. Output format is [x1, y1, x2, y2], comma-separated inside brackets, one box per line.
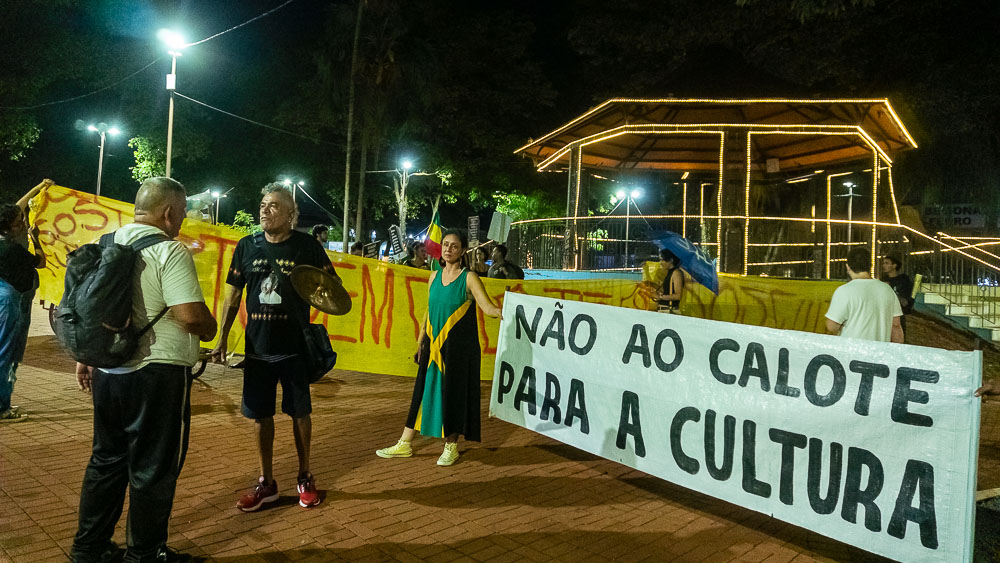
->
[376, 439, 413, 458]
[436, 442, 459, 466]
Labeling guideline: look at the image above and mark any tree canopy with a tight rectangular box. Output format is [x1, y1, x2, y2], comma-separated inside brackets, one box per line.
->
[1, 0, 997, 234]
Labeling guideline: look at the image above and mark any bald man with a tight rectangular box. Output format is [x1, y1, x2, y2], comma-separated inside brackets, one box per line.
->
[72, 177, 216, 563]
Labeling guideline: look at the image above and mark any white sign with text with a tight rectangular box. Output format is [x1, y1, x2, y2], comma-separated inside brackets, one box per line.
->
[490, 293, 981, 562]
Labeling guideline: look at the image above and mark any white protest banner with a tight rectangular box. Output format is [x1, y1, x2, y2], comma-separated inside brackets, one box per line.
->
[490, 293, 981, 562]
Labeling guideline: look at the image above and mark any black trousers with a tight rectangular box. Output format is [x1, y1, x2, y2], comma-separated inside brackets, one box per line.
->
[72, 363, 192, 562]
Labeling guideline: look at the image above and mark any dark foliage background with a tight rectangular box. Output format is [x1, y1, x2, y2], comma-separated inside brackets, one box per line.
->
[1, 0, 997, 237]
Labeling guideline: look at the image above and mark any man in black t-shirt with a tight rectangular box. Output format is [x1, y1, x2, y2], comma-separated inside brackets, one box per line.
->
[487, 244, 525, 279]
[881, 253, 914, 333]
[212, 184, 338, 512]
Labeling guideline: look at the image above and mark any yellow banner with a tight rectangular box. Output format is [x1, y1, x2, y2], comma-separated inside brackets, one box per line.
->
[32, 186, 839, 379]
[643, 261, 840, 333]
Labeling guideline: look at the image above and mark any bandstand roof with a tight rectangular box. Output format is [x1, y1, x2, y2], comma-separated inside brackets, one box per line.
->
[514, 98, 917, 173]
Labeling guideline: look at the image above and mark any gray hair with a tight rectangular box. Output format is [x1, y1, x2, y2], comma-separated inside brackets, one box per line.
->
[136, 177, 186, 214]
[261, 182, 299, 228]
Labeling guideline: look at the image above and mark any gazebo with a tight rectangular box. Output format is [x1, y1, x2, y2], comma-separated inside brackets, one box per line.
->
[514, 98, 917, 274]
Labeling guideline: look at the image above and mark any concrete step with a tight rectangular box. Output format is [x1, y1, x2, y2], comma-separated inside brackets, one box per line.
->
[915, 293, 1000, 342]
[966, 316, 1000, 329]
[922, 293, 1000, 307]
[922, 283, 980, 295]
[921, 292, 949, 305]
[946, 304, 1000, 319]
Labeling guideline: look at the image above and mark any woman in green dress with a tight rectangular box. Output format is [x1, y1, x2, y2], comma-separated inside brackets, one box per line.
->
[376, 229, 502, 466]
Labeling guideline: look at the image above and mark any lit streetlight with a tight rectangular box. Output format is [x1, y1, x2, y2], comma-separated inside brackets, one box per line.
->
[158, 29, 186, 178]
[206, 187, 233, 224]
[393, 159, 426, 236]
[281, 177, 306, 201]
[365, 158, 432, 237]
[77, 121, 123, 197]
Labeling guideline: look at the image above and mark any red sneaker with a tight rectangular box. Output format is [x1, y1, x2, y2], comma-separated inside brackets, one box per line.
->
[237, 476, 278, 512]
[297, 472, 321, 508]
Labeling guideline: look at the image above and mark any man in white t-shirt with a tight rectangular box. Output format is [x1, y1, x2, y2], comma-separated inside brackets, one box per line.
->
[825, 247, 903, 343]
[71, 177, 217, 563]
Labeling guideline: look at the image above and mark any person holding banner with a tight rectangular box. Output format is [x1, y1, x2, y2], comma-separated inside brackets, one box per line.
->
[470, 246, 490, 276]
[376, 229, 502, 466]
[0, 179, 52, 422]
[977, 381, 999, 398]
[405, 241, 431, 270]
[655, 248, 685, 313]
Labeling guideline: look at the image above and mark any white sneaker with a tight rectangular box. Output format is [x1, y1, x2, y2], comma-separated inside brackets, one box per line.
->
[437, 442, 459, 466]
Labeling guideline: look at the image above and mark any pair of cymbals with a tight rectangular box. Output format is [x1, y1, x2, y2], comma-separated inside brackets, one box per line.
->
[289, 265, 353, 316]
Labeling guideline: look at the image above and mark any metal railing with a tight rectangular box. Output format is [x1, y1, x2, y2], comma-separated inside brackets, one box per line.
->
[509, 215, 718, 271]
[509, 215, 1000, 331]
[898, 230, 1000, 331]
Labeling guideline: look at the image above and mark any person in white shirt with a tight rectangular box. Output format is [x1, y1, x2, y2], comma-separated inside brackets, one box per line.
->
[71, 177, 216, 563]
[825, 247, 903, 343]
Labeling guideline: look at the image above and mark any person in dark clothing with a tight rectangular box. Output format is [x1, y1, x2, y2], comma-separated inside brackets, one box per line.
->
[311, 224, 329, 245]
[212, 183, 339, 512]
[0, 198, 46, 422]
[881, 253, 914, 333]
[656, 248, 685, 313]
[470, 246, 490, 275]
[406, 241, 431, 270]
[487, 244, 524, 279]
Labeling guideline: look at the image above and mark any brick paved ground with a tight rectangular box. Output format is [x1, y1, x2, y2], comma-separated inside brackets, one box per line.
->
[2, 306, 998, 562]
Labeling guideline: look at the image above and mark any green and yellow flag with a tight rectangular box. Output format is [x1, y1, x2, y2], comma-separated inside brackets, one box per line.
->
[425, 209, 443, 270]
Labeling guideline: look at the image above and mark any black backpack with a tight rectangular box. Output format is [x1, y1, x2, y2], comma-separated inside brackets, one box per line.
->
[54, 232, 170, 368]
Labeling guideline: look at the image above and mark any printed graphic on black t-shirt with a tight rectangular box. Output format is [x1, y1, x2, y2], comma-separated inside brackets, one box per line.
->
[226, 231, 337, 355]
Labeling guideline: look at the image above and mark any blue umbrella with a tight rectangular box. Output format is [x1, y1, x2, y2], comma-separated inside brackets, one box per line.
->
[649, 231, 719, 295]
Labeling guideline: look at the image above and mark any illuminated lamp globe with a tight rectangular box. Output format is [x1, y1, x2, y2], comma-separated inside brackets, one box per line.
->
[157, 29, 186, 51]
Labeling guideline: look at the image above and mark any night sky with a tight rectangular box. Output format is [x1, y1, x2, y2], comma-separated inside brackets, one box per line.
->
[2, 0, 999, 235]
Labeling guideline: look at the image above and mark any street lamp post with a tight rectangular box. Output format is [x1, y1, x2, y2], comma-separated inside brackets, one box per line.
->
[207, 187, 233, 224]
[366, 159, 432, 237]
[838, 182, 862, 245]
[617, 188, 642, 267]
[81, 122, 122, 198]
[399, 160, 413, 210]
[212, 190, 221, 224]
[159, 30, 185, 178]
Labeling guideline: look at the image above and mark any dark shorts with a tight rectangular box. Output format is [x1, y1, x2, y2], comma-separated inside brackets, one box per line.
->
[241, 356, 311, 419]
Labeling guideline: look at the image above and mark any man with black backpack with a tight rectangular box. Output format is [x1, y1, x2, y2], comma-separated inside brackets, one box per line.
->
[69, 177, 217, 563]
[211, 183, 338, 512]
